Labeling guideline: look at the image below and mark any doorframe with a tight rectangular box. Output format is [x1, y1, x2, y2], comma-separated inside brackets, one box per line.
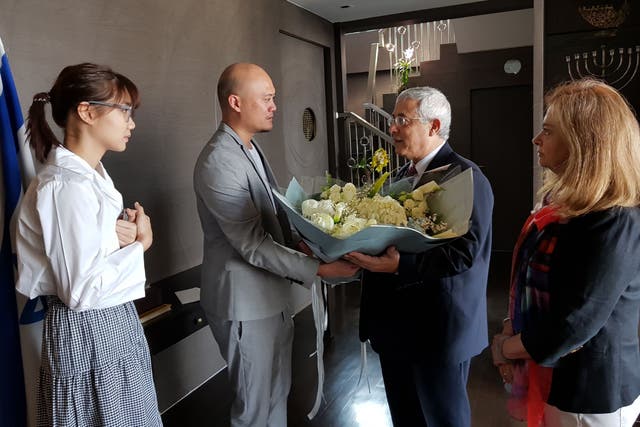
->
[332, 0, 534, 179]
[279, 29, 337, 178]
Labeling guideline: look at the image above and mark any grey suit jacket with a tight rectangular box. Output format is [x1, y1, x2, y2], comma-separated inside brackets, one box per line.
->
[193, 123, 319, 321]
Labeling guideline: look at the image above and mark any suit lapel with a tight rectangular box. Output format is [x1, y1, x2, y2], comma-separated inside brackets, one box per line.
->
[219, 124, 274, 196]
[393, 162, 411, 182]
[394, 143, 460, 187]
[414, 143, 461, 187]
[218, 123, 292, 243]
[251, 141, 278, 188]
[426, 142, 455, 170]
[251, 142, 293, 242]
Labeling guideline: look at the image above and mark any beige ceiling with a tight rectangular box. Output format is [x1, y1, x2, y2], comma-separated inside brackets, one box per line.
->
[287, 0, 480, 23]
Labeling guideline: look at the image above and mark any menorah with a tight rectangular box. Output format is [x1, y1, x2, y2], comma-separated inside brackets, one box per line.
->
[565, 44, 640, 89]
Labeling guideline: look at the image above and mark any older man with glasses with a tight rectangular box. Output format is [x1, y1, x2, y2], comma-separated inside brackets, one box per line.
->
[345, 86, 494, 427]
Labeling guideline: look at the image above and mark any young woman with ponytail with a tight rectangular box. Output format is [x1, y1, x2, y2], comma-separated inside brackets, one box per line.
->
[15, 63, 162, 426]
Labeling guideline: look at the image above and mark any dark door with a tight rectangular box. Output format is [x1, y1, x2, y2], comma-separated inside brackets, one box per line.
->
[471, 85, 533, 252]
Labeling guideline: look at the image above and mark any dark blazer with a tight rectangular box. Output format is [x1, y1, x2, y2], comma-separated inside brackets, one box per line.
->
[359, 142, 494, 364]
[521, 207, 640, 413]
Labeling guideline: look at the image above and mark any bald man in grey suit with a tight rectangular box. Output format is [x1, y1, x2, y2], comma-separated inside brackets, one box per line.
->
[193, 63, 358, 427]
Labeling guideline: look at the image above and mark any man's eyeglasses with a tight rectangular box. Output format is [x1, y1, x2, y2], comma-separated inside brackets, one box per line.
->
[87, 101, 134, 121]
[387, 116, 422, 128]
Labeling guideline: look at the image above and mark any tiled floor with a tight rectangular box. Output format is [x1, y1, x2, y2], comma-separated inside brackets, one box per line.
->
[162, 254, 640, 426]
[162, 254, 520, 426]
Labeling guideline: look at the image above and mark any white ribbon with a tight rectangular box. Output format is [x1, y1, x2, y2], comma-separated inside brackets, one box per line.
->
[357, 341, 371, 393]
[307, 278, 326, 419]
[306, 279, 373, 420]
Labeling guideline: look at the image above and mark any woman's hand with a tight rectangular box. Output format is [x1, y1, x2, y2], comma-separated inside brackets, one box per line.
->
[115, 219, 137, 247]
[491, 334, 511, 366]
[498, 362, 514, 384]
[501, 318, 514, 336]
[492, 332, 515, 384]
[133, 202, 153, 251]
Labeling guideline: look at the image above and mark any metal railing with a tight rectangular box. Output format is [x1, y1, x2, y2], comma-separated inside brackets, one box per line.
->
[337, 110, 405, 185]
[363, 102, 392, 134]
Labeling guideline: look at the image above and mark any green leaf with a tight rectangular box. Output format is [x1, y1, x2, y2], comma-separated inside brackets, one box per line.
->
[367, 172, 390, 197]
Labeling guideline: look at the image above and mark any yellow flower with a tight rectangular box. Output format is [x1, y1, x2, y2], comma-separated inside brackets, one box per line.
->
[370, 148, 389, 173]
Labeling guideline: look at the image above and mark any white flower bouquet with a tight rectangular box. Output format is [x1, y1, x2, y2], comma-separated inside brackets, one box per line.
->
[272, 167, 474, 262]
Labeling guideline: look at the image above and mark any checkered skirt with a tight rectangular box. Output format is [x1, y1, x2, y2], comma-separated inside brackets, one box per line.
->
[37, 297, 163, 427]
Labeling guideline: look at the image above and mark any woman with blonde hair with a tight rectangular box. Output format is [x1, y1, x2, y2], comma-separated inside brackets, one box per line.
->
[15, 63, 162, 426]
[491, 78, 640, 426]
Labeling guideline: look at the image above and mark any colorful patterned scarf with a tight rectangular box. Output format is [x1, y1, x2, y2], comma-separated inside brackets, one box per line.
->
[507, 204, 561, 426]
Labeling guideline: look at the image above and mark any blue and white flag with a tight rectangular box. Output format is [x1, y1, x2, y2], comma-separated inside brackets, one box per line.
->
[1, 36, 38, 427]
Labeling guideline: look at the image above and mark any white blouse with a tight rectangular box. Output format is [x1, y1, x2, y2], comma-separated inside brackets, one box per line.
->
[15, 146, 146, 311]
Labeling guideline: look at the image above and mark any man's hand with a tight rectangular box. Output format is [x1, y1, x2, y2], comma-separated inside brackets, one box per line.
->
[317, 260, 360, 278]
[343, 246, 400, 273]
[297, 240, 314, 257]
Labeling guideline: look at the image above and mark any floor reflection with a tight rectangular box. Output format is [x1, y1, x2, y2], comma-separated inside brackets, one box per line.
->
[163, 253, 519, 427]
[353, 401, 391, 427]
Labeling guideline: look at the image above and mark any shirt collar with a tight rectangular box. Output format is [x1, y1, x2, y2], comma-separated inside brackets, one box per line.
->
[49, 146, 119, 205]
[50, 146, 106, 179]
[219, 122, 257, 150]
[412, 140, 446, 177]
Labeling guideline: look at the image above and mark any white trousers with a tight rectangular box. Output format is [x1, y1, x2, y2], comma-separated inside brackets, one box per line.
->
[543, 394, 640, 427]
[206, 311, 294, 427]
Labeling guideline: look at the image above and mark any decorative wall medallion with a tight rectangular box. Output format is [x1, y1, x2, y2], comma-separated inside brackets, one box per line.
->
[302, 108, 316, 142]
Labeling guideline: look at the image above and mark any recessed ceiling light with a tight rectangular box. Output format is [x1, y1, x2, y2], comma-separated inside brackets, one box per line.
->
[340, 5, 351, 8]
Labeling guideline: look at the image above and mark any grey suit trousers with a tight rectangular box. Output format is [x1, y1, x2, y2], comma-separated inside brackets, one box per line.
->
[206, 310, 294, 427]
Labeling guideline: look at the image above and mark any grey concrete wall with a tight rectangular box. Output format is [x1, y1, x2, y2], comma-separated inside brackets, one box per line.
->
[0, 0, 335, 283]
[2, 3, 335, 412]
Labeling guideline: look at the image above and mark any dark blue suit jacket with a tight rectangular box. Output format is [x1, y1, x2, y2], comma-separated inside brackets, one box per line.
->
[359, 143, 494, 364]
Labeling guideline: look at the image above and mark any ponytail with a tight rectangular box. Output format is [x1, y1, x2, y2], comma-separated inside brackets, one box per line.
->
[27, 92, 61, 163]
[25, 63, 140, 163]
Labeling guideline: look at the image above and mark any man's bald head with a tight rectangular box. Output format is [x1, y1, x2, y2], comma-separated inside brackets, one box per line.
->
[216, 63, 277, 142]
[217, 63, 269, 112]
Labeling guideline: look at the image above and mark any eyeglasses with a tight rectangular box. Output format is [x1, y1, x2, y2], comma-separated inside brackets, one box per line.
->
[387, 116, 422, 128]
[87, 101, 134, 121]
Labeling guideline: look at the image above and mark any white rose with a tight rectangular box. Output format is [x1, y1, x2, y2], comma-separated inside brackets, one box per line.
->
[301, 199, 319, 217]
[334, 202, 347, 222]
[310, 212, 335, 232]
[317, 199, 336, 216]
[403, 199, 416, 209]
[341, 183, 357, 202]
[333, 215, 367, 238]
